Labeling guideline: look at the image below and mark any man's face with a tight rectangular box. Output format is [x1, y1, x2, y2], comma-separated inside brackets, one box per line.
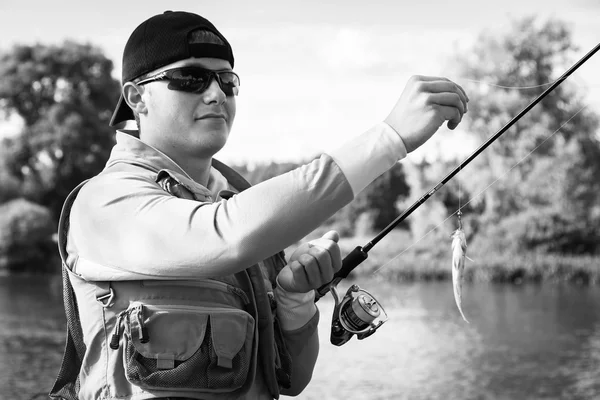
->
[139, 57, 236, 159]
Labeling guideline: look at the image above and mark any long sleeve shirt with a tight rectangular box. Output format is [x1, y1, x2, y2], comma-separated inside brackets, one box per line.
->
[65, 121, 407, 398]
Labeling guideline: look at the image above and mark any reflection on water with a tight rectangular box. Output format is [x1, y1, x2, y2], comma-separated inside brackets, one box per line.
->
[299, 280, 600, 400]
[0, 274, 65, 399]
[1, 275, 599, 399]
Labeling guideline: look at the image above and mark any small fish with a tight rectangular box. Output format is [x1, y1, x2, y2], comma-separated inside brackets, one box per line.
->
[451, 228, 469, 323]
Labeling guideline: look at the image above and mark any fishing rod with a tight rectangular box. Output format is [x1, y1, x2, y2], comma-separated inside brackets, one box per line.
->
[318, 41, 600, 346]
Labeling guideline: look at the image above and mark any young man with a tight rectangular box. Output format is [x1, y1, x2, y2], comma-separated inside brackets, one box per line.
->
[51, 10, 468, 400]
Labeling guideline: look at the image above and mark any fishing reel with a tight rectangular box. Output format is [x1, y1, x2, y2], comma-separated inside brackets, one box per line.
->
[329, 284, 388, 346]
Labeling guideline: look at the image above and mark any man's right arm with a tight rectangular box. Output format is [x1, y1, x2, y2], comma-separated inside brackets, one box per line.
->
[69, 75, 467, 281]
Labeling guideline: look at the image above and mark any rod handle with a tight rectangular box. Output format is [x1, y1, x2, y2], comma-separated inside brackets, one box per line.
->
[315, 246, 368, 300]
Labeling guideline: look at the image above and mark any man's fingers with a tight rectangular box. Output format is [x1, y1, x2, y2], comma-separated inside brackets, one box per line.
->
[436, 105, 462, 130]
[429, 92, 465, 115]
[291, 248, 336, 289]
[309, 237, 342, 273]
[297, 253, 322, 288]
[321, 230, 339, 243]
[306, 246, 335, 283]
[418, 76, 469, 102]
[422, 81, 468, 111]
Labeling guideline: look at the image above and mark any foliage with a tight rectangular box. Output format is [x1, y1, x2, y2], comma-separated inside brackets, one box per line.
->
[0, 41, 120, 217]
[445, 17, 600, 254]
[326, 230, 600, 286]
[0, 157, 20, 204]
[0, 198, 58, 273]
[358, 162, 410, 231]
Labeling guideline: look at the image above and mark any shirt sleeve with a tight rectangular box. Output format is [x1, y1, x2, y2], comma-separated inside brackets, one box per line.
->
[70, 154, 353, 280]
[69, 123, 408, 281]
[326, 121, 407, 196]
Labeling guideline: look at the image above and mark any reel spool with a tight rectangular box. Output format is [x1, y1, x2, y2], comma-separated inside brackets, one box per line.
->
[329, 284, 388, 346]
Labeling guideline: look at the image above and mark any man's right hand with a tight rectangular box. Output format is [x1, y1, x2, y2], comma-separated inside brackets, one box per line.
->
[384, 75, 469, 153]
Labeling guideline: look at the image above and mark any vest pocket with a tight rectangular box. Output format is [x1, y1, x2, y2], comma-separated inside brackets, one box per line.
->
[123, 302, 255, 393]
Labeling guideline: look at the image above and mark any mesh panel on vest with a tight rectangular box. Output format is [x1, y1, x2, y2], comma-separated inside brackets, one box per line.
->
[125, 319, 250, 390]
[49, 267, 85, 399]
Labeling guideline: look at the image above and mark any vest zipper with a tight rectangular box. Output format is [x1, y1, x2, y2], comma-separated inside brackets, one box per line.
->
[136, 304, 150, 343]
[109, 309, 129, 350]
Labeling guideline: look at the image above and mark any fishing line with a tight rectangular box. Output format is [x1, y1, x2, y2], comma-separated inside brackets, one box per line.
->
[461, 78, 556, 90]
[372, 102, 590, 275]
[457, 78, 600, 90]
[315, 41, 600, 301]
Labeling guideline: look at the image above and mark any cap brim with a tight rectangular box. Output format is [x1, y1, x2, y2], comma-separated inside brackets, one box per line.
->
[109, 94, 135, 127]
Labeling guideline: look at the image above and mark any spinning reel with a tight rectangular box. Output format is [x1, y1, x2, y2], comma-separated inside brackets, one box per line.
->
[329, 284, 388, 346]
[315, 246, 388, 346]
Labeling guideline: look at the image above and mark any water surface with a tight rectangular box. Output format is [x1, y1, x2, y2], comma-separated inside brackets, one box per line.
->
[1, 275, 599, 399]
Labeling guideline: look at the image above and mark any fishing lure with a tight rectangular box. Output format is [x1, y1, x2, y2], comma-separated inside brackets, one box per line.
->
[451, 211, 469, 323]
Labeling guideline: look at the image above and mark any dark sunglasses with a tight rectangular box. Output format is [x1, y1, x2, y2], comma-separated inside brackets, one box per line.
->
[135, 66, 240, 96]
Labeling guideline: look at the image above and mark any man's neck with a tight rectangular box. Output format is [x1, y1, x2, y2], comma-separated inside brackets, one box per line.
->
[173, 155, 212, 187]
[137, 130, 214, 187]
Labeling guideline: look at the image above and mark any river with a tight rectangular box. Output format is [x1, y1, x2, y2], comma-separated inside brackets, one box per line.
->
[1, 275, 599, 399]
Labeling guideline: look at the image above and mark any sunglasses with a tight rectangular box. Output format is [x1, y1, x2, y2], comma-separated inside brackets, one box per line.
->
[135, 66, 240, 96]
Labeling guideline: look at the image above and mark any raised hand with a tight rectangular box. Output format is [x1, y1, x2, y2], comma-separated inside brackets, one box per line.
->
[384, 75, 469, 153]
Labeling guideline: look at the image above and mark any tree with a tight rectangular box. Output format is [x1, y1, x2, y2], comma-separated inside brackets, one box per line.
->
[448, 17, 600, 254]
[357, 162, 410, 232]
[0, 198, 57, 272]
[327, 163, 410, 235]
[0, 41, 120, 217]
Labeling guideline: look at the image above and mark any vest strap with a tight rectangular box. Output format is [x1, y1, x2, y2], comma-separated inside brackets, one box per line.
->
[95, 282, 114, 308]
[50, 180, 90, 400]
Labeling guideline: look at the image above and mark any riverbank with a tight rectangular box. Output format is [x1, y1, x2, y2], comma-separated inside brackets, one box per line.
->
[3, 230, 600, 285]
[291, 230, 600, 286]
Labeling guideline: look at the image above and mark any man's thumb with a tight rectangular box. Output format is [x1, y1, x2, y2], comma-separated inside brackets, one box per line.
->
[321, 230, 339, 243]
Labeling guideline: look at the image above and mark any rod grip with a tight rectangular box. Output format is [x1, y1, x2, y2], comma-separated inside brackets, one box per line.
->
[315, 246, 368, 300]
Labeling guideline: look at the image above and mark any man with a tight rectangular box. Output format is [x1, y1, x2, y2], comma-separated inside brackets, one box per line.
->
[51, 10, 468, 400]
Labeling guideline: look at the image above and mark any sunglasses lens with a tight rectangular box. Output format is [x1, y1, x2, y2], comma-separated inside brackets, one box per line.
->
[167, 68, 210, 92]
[167, 68, 239, 95]
[218, 72, 240, 96]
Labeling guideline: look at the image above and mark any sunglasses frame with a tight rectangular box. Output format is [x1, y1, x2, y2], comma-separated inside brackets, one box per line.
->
[135, 66, 240, 96]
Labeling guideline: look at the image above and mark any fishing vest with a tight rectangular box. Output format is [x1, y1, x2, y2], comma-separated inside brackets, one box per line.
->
[50, 159, 292, 400]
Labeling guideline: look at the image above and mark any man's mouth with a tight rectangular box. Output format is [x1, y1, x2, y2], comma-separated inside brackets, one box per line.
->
[196, 113, 226, 120]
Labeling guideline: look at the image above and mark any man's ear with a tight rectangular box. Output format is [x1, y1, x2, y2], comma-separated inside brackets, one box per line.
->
[123, 82, 147, 115]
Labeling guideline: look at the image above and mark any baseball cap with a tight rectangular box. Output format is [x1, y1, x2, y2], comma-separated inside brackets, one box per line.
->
[110, 11, 234, 126]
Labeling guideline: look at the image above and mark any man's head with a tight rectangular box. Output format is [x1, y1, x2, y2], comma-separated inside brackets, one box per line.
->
[111, 11, 238, 159]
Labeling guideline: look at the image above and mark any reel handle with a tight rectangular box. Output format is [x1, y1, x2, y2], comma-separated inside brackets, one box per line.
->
[315, 246, 368, 301]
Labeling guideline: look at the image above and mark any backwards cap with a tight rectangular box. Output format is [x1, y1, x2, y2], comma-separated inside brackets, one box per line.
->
[110, 10, 234, 126]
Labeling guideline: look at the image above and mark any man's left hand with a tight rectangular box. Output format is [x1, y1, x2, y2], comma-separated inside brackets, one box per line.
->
[277, 230, 342, 293]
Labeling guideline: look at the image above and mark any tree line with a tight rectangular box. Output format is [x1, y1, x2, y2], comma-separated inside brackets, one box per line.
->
[1, 17, 599, 274]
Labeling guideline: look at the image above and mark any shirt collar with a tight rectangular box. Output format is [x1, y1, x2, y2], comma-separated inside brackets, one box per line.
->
[107, 130, 230, 198]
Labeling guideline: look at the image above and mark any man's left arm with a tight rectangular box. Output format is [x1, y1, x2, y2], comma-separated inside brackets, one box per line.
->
[274, 230, 342, 395]
[277, 304, 320, 396]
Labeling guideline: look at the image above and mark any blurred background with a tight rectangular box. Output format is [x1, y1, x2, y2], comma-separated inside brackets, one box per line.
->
[1, 1, 599, 399]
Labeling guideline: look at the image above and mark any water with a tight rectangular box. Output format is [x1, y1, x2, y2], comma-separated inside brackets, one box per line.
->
[1, 275, 599, 400]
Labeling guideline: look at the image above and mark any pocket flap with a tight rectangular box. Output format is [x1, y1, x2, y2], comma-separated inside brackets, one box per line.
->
[131, 308, 208, 361]
[210, 312, 252, 369]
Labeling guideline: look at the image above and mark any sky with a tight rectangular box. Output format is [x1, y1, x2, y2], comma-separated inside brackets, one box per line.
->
[1, 0, 599, 164]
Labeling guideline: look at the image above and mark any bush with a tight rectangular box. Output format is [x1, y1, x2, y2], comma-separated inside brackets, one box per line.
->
[0, 167, 21, 204]
[0, 198, 59, 273]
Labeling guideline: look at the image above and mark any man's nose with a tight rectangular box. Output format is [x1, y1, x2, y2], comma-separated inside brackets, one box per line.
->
[201, 78, 226, 104]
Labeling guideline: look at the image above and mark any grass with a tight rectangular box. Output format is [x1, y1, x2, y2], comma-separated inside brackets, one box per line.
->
[286, 229, 600, 285]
